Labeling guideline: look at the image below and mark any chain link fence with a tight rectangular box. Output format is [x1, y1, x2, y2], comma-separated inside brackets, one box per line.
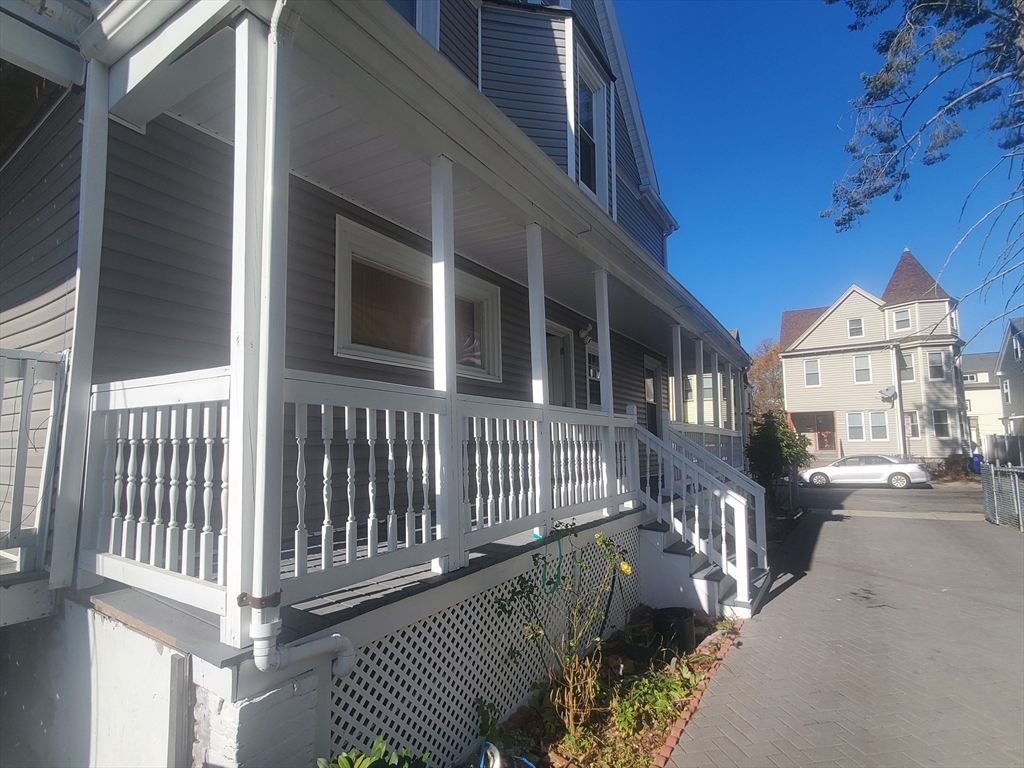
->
[981, 463, 1024, 531]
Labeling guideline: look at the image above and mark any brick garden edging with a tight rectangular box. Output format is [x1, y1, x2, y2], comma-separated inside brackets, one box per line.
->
[650, 619, 745, 768]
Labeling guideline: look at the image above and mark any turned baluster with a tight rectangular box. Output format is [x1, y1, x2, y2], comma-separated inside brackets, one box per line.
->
[321, 405, 334, 569]
[199, 405, 216, 581]
[386, 410, 397, 552]
[294, 403, 308, 576]
[366, 408, 378, 557]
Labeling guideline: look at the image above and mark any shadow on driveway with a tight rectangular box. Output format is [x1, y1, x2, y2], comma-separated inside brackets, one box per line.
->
[760, 511, 848, 610]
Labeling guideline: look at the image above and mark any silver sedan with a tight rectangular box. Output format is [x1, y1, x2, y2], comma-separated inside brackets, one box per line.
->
[800, 455, 930, 489]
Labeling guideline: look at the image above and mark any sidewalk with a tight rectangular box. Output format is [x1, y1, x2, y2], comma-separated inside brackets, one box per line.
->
[667, 512, 1024, 768]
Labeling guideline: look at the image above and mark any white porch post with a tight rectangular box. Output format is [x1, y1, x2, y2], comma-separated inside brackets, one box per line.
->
[595, 271, 614, 508]
[57, 59, 108, 589]
[671, 325, 684, 424]
[431, 155, 463, 571]
[694, 338, 704, 428]
[224, 13, 268, 647]
[249, 3, 298, 651]
[526, 224, 552, 534]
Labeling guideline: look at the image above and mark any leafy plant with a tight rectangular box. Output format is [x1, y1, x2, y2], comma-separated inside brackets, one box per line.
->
[494, 523, 632, 738]
[610, 668, 686, 736]
[317, 736, 429, 768]
[745, 409, 813, 513]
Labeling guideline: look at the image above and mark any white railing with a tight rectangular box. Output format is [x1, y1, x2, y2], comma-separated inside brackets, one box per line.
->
[667, 424, 767, 571]
[636, 424, 763, 606]
[78, 368, 643, 619]
[679, 424, 744, 468]
[1, 349, 66, 574]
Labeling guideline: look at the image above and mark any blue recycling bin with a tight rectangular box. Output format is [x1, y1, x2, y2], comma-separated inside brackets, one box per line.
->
[972, 453, 983, 473]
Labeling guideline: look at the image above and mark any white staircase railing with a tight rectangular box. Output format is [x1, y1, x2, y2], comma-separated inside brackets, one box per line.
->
[636, 425, 767, 607]
[666, 424, 767, 570]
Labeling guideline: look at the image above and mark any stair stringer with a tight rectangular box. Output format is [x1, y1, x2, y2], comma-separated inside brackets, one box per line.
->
[637, 527, 712, 615]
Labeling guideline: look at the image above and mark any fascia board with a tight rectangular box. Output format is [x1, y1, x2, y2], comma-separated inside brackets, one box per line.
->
[306, 0, 747, 365]
[79, 0, 189, 65]
[0, 12, 84, 85]
[788, 285, 882, 352]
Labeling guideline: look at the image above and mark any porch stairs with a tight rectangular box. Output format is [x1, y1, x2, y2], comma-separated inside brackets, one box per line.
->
[635, 426, 770, 619]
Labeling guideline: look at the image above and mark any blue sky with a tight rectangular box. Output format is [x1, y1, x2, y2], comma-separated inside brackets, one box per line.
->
[614, 0, 1021, 354]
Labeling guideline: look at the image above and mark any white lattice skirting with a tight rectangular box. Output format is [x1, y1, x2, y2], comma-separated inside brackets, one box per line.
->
[330, 527, 641, 765]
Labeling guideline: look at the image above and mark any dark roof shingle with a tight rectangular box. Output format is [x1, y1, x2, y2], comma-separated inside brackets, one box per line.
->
[881, 250, 949, 305]
[780, 307, 827, 351]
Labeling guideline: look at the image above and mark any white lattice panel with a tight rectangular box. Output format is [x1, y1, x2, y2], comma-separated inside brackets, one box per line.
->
[331, 527, 641, 765]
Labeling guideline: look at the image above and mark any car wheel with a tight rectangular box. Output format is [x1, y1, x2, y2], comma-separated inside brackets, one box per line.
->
[888, 473, 910, 489]
[810, 473, 829, 487]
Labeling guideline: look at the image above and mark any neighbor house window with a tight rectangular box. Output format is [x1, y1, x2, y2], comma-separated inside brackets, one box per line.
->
[869, 411, 888, 440]
[1014, 336, 1022, 360]
[928, 351, 944, 380]
[702, 373, 713, 402]
[932, 409, 950, 438]
[576, 55, 608, 207]
[894, 309, 911, 330]
[905, 411, 920, 438]
[1003, 379, 1012, 404]
[683, 377, 694, 401]
[335, 217, 501, 380]
[587, 342, 601, 409]
[962, 372, 977, 382]
[900, 352, 915, 382]
[965, 399, 972, 412]
[848, 318, 864, 338]
[804, 359, 820, 387]
[847, 412, 865, 441]
[853, 354, 872, 383]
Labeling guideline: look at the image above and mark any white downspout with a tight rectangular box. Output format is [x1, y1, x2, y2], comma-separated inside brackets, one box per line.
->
[247, 0, 353, 676]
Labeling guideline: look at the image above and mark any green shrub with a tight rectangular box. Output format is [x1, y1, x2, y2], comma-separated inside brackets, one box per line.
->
[317, 736, 429, 768]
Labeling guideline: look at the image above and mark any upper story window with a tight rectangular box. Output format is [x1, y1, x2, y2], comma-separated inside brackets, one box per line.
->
[804, 359, 820, 387]
[853, 354, 872, 383]
[848, 318, 864, 338]
[335, 217, 501, 381]
[927, 351, 945, 380]
[385, 0, 439, 47]
[894, 309, 911, 331]
[900, 352, 915, 382]
[1004, 379, 1012, 404]
[575, 53, 608, 208]
[1014, 335, 1022, 360]
[963, 372, 977, 382]
[950, 310, 958, 334]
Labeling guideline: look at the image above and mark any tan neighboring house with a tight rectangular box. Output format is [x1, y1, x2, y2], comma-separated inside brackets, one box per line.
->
[994, 317, 1024, 436]
[960, 352, 1003, 450]
[780, 250, 968, 462]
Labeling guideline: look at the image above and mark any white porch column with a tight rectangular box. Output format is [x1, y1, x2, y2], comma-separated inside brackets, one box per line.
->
[711, 351, 721, 430]
[595, 271, 614, 506]
[250, 3, 299, 650]
[526, 224, 552, 533]
[57, 59, 108, 589]
[224, 13, 268, 647]
[671, 325, 684, 424]
[430, 155, 464, 571]
[694, 338, 704, 427]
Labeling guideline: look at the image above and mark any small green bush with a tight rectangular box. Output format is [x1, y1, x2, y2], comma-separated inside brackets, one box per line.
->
[317, 736, 429, 768]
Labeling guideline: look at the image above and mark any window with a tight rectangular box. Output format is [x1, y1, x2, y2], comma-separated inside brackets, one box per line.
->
[853, 355, 872, 383]
[702, 373, 713, 402]
[962, 372, 977, 382]
[965, 399, 972, 412]
[1014, 335, 1022, 360]
[932, 410, 950, 438]
[928, 351, 944, 380]
[587, 342, 601, 409]
[575, 54, 608, 207]
[335, 217, 501, 380]
[804, 359, 820, 387]
[848, 318, 864, 338]
[683, 377, 693, 401]
[905, 411, 920, 438]
[847, 412, 865, 441]
[384, 0, 439, 47]
[1003, 379, 1012, 405]
[869, 411, 888, 440]
[900, 352, 915, 382]
[894, 309, 911, 331]
[950, 311, 958, 334]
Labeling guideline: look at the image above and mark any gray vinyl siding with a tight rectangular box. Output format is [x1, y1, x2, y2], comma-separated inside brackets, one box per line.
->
[916, 300, 952, 335]
[570, 0, 605, 61]
[480, 6, 568, 172]
[615, 178, 665, 266]
[439, 0, 479, 84]
[93, 116, 233, 383]
[615, 93, 639, 189]
[792, 291, 883, 352]
[0, 92, 82, 353]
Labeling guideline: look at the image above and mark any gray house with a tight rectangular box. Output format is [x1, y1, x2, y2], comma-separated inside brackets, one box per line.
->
[1, 1, 766, 765]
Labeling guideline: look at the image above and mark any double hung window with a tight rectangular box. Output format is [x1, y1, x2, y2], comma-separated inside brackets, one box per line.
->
[576, 54, 608, 208]
[932, 410, 950, 438]
[928, 352, 945, 380]
[847, 413, 865, 441]
[804, 359, 820, 387]
[335, 217, 501, 380]
[894, 309, 911, 331]
[905, 411, 920, 438]
[848, 318, 864, 338]
[900, 352, 915, 382]
[853, 355, 872, 383]
[587, 343, 601, 409]
[869, 412, 888, 441]
[1004, 379, 1012, 405]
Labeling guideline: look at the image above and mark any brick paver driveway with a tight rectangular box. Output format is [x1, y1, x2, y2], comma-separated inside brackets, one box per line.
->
[668, 495, 1024, 767]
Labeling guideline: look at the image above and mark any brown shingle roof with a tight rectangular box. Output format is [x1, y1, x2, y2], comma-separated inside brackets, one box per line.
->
[780, 307, 828, 351]
[881, 250, 949, 305]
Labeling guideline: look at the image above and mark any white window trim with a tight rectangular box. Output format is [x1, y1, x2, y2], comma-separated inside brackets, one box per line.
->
[905, 411, 921, 439]
[1002, 379, 1011, 404]
[927, 351, 945, 380]
[334, 216, 502, 381]
[853, 354, 872, 384]
[575, 48, 609, 210]
[586, 340, 602, 411]
[804, 359, 821, 388]
[894, 308, 911, 331]
[848, 318, 864, 338]
[962, 372, 977, 382]
[931, 409, 951, 438]
[846, 412, 865, 441]
[901, 352, 916, 382]
[546, 319, 576, 409]
[869, 411, 889, 441]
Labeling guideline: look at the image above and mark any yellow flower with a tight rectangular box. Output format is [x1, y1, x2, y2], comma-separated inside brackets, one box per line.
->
[620, 561, 632, 576]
